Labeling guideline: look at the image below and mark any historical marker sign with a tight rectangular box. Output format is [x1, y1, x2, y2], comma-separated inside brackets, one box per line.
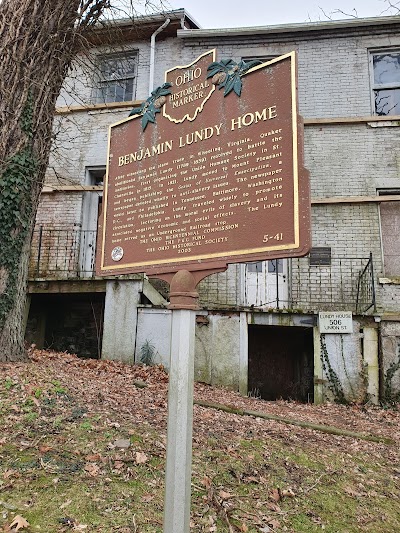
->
[97, 50, 310, 276]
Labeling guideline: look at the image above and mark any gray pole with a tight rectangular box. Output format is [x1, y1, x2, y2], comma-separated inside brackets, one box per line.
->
[163, 308, 195, 533]
[161, 269, 225, 532]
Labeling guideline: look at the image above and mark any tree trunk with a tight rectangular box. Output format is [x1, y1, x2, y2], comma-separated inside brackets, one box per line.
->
[0, 233, 32, 360]
[0, 0, 83, 361]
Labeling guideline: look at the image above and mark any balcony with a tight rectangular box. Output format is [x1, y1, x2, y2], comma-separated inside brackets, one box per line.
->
[29, 227, 376, 314]
[198, 255, 376, 314]
[29, 227, 97, 280]
[290, 254, 376, 314]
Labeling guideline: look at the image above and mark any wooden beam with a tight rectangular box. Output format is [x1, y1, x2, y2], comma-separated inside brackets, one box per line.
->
[54, 102, 400, 125]
[304, 115, 400, 125]
[55, 100, 143, 114]
[194, 399, 394, 444]
[312, 195, 400, 205]
[56, 96, 400, 126]
[41, 185, 103, 193]
[55, 98, 400, 126]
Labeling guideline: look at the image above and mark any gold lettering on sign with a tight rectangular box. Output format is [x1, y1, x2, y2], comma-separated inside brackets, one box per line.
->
[118, 140, 173, 166]
[168, 69, 212, 109]
[175, 67, 202, 86]
[231, 106, 277, 130]
[109, 111, 289, 252]
[108, 110, 286, 254]
[178, 123, 223, 147]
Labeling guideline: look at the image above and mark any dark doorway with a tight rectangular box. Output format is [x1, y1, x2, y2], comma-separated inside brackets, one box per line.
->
[248, 325, 314, 402]
[26, 293, 105, 359]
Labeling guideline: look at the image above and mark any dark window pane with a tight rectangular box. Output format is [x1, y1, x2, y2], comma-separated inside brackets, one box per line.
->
[101, 55, 136, 80]
[247, 262, 263, 273]
[268, 259, 283, 273]
[103, 83, 117, 103]
[124, 79, 134, 101]
[380, 200, 400, 276]
[115, 82, 125, 102]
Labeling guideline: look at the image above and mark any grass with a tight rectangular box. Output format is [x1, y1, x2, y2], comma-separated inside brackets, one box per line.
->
[0, 362, 399, 532]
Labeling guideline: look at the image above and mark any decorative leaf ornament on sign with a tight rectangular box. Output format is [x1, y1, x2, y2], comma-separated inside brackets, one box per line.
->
[207, 59, 263, 97]
[129, 82, 172, 130]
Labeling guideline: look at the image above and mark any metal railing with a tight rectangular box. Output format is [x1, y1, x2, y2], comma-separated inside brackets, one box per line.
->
[356, 252, 377, 314]
[290, 255, 376, 313]
[28, 228, 377, 314]
[29, 226, 97, 279]
[198, 255, 376, 313]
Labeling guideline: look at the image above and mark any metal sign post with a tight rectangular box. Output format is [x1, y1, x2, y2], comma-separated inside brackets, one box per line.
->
[163, 305, 195, 532]
[157, 269, 225, 533]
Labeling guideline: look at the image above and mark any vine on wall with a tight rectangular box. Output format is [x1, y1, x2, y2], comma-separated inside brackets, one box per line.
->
[382, 356, 400, 406]
[0, 94, 37, 328]
[320, 334, 348, 404]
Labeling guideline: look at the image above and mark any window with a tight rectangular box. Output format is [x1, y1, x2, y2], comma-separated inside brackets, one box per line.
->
[268, 259, 284, 273]
[378, 190, 400, 276]
[246, 260, 285, 273]
[370, 50, 400, 116]
[247, 261, 263, 273]
[96, 53, 137, 103]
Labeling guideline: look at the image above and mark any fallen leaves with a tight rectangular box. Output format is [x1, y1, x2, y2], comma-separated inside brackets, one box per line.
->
[113, 439, 131, 449]
[268, 489, 281, 503]
[1, 349, 400, 532]
[135, 451, 148, 464]
[218, 490, 234, 501]
[7, 515, 29, 531]
[59, 499, 72, 510]
[84, 462, 101, 477]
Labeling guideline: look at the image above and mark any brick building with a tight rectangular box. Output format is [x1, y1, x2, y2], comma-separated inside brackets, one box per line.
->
[27, 10, 400, 404]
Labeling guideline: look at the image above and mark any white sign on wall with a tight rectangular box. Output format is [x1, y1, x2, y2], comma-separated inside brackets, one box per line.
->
[319, 311, 353, 334]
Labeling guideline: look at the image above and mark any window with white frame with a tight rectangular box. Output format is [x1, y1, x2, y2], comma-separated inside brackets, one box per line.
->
[370, 50, 400, 116]
[96, 52, 137, 104]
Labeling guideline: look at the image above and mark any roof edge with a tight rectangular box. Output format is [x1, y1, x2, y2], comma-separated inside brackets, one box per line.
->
[177, 15, 400, 39]
[95, 9, 201, 31]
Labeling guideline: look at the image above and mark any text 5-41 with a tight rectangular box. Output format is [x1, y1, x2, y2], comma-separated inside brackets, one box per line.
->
[263, 233, 283, 243]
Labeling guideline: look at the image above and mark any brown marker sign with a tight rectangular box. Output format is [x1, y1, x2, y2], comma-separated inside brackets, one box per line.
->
[97, 50, 310, 276]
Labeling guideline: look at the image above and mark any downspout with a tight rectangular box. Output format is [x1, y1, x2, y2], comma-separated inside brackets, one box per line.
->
[149, 18, 171, 94]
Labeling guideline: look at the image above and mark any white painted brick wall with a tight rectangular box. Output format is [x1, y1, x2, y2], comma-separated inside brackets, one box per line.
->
[34, 24, 400, 312]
